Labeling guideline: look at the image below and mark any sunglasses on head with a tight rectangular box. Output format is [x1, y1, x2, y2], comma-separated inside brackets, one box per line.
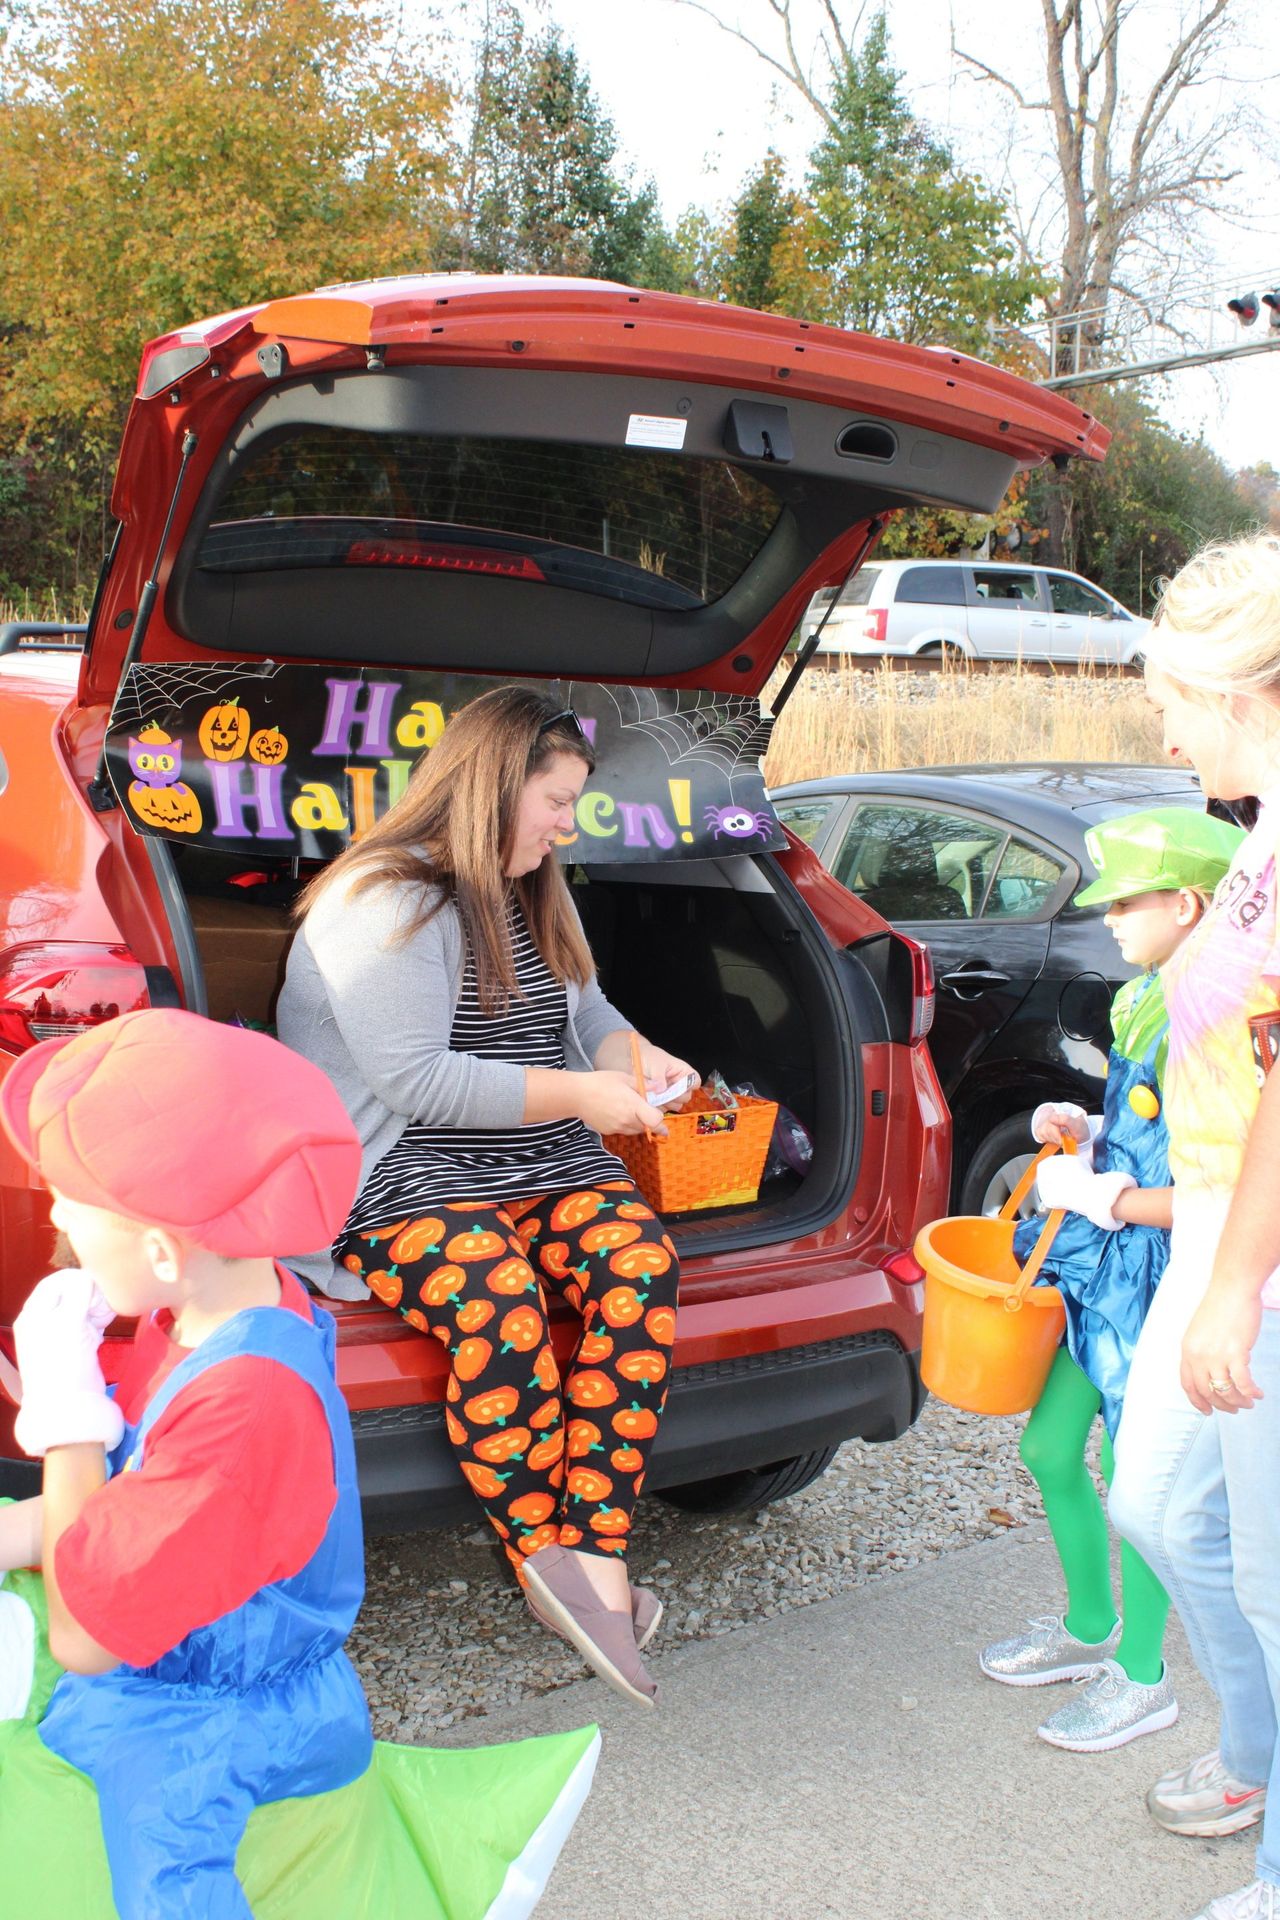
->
[538, 707, 588, 745]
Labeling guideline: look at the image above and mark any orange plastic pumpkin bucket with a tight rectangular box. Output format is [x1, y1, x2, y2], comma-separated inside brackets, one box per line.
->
[914, 1144, 1070, 1416]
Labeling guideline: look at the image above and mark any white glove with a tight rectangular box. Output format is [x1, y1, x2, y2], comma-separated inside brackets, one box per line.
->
[12, 1271, 124, 1459]
[1035, 1155, 1136, 1231]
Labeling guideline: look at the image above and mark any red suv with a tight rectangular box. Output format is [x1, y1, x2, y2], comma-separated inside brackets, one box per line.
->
[0, 276, 1105, 1525]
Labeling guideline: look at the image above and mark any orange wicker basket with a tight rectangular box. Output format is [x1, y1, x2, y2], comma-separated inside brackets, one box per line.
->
[603, 1086, 779, 1214]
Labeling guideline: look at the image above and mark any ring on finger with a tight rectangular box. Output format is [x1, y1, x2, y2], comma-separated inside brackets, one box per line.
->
[1209, 1377, 1233, 1394]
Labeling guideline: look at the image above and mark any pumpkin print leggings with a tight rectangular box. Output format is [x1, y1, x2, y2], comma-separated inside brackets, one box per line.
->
[343, 1181, 679, 1581]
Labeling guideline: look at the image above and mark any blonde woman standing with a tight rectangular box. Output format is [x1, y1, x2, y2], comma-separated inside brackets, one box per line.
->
[278, 687, 696, 1710]
[1108, 534, 1280, 1920]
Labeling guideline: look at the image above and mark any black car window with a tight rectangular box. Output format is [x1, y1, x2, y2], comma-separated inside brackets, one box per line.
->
[895, 565, 965, 605]
[970, 568, 1041, 607]
[1047, 574, 1115, 618]
[982, 837, 1065, 919]
[835, 804, 1004, 920]
[197, 428, 785, 611]
[773, 796, 840, 847]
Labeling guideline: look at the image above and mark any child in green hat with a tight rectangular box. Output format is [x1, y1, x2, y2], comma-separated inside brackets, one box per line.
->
[978, 805, 1242, 1752]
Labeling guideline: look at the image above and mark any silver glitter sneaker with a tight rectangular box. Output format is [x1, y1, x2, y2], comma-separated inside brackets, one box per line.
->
[1036, 1658, 1179, 1752]
[979, 1613, 1122, 1687]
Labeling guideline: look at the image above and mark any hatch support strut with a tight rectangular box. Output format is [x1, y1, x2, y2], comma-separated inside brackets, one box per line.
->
[769, 516, 887, 720]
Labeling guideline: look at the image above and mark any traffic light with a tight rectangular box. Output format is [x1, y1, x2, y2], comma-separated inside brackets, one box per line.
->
[1263, 291, 1280, 331]
[1227, 291, 1261, 325]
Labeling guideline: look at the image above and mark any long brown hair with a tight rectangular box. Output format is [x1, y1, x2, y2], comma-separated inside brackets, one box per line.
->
[296, 686, 597, 1011]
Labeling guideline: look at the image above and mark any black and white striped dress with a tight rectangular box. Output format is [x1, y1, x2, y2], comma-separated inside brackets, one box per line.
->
[339, 907, 628, 1244]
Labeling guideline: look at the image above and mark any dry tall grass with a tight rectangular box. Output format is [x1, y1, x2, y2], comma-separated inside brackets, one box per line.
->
[763, 659, 1165, 785]
[1, 590, 89, 628]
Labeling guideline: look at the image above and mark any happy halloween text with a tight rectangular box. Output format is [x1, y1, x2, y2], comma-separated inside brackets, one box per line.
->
[105, 669, 784, 866]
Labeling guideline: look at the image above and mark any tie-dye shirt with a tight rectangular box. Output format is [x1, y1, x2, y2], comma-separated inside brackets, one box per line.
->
[1161, 796, 1280, 1306]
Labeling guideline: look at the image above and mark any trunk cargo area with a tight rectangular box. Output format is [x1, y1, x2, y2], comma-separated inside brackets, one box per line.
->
[164, 843, 862, 1249]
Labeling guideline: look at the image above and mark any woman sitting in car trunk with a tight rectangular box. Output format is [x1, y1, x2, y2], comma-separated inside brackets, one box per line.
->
[277, 685, 695, 1710]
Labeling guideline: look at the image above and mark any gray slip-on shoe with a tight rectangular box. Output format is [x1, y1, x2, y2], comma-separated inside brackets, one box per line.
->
[528, 1577, 662, 1652]
[523, 1544, 658, 1709]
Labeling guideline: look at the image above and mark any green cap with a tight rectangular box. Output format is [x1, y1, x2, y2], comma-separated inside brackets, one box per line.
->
[1074, 806, 1244, 909]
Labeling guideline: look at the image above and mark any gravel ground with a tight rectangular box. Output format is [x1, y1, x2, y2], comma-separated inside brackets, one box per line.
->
[350, 1399, 1103, 1742]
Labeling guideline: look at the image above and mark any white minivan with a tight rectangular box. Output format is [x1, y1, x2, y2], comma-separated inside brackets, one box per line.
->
[799, 557, 1146, 665]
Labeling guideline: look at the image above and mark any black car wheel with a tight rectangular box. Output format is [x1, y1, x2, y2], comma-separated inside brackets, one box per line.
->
[655, 1445, 841, 1514]
[958, 1112, 1039, 1219]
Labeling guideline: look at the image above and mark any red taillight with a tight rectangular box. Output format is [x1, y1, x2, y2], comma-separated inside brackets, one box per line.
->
[860, 607, 888, 645]
[345, 538, 546, 582]
[884, 1249, 926, 1285]
[906, 936, 935, 1043]
[0, 944, 153, 1056]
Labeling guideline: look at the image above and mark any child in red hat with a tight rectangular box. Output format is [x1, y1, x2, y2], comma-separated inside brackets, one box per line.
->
[0, 1009, 599, 1920]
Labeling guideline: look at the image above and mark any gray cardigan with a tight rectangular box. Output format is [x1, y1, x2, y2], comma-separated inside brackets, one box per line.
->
[275, 874, 632, 1298]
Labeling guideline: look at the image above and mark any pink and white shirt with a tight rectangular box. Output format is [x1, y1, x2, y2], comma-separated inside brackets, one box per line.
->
[1161, 792, 1280, 1307]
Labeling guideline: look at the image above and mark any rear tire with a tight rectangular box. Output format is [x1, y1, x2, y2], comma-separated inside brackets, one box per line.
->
[957, 1112, 1038, 1219]
[655, 1445, 841, 1514]
[919, 640, 966, 666]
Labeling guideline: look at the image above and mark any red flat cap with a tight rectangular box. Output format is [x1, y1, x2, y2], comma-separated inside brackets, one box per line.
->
[0, 1009, 360, 1257]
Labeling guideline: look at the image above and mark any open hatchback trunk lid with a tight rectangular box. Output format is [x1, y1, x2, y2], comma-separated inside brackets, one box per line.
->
[80, 272, 1107, 706]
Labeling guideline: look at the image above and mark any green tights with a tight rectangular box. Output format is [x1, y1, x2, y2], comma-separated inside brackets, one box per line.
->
[1019, 1346, 1169, 1685]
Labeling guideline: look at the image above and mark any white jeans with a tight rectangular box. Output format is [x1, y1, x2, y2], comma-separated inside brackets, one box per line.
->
[1110, 1196, 1280, 1887]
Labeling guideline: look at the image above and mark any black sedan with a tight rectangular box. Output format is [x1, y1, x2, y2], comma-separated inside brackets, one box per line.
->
[770, 763, 1206, 1214]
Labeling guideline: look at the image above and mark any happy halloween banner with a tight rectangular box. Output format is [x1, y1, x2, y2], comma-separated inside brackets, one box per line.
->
[103, 664, 787, 865]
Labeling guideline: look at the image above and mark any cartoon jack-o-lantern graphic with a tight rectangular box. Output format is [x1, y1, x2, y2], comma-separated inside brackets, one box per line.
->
[474, 1426, 531, 1465]
[600, 1285, 646, 1328]
[580, 1220, 642, 1256]
[526, 1430, 565, 1473]
[567, 1419, 603, 1459]
[447, 1225, 508, 1263]
[249, 724, 288, 765]
[612, 1404, 658, 1439]
[567, 1466, 613, 1504]
[617, 1349, 667, 1388]
[517, 1523, 559, 1557]
[197, 699, 251, 761]
[610, 1242, 671, 1281]
[126, 725, 202, 834]
[566, 1369, 618, 1409]
[550, 1191, 607, 1232]
[508, 1491, 556, 1527]
[460, 1462, 508, 1500]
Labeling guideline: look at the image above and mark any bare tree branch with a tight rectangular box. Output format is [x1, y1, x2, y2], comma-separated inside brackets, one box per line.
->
[951, 44, 1050, 114]
[663, 0, 838, 130]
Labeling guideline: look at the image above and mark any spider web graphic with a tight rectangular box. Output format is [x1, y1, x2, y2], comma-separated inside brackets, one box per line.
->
[108, 660, 286, 734]
[580, 685, 773, 792]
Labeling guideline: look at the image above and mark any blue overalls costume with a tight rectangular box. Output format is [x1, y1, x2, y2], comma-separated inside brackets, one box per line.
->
[1014, 969, 1170, 1439]
[0, 1008, 599, 1918]
[39, 1301, 369, 1920]
[0, 1299, 600, 1920]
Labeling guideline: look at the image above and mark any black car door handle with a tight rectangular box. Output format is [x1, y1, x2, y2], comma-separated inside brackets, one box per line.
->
[939, 966, 1012, 993]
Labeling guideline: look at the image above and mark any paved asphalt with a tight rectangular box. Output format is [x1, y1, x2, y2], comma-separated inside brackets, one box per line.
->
[450, 1527, 1257, 1920]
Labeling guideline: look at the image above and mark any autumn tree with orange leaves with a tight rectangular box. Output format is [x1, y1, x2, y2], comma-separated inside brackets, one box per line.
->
[0, 0, 453, 593]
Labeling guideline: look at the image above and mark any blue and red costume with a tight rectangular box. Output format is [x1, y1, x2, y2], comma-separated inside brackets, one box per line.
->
[40, 1295, 369, 1920]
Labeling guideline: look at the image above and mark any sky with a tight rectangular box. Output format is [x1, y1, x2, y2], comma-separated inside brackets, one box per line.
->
[480, 0, 1280, 472]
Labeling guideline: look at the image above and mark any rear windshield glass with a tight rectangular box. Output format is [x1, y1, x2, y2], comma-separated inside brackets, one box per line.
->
[196, 430, 785, 611]
[895, 565, 964, 605]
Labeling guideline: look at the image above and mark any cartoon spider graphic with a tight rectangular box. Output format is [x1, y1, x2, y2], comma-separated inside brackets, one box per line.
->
[704, 804, 773, 842]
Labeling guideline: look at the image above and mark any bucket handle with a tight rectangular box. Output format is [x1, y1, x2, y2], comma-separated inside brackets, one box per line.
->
[998, 1136, 1077, 1312]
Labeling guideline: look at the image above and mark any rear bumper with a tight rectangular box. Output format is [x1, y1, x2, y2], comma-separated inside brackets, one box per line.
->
[351, 1328, 923, 1535]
